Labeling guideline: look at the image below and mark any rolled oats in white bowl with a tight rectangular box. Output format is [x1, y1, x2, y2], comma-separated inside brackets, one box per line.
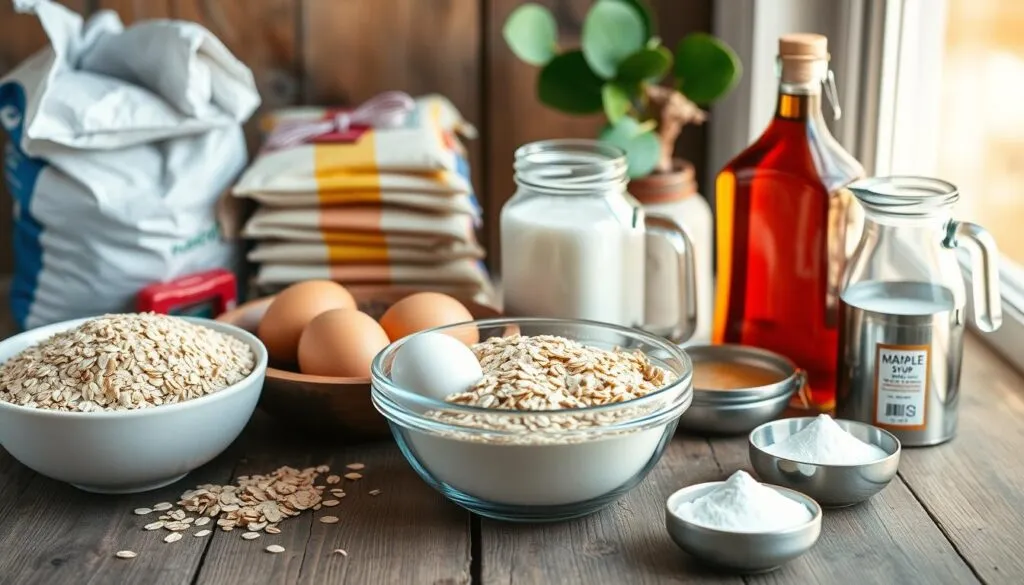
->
[0, 313, 267, 494]
[372, 318, 693, 522]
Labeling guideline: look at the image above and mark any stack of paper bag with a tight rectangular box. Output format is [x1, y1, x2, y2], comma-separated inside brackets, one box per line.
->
[234, 94, 491, 301]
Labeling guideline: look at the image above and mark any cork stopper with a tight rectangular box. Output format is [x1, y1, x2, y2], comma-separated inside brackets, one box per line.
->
[779, 33, 829, 84]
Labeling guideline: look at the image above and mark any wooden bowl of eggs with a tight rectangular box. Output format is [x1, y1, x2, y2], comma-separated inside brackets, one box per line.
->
[216, 281, 501, 440]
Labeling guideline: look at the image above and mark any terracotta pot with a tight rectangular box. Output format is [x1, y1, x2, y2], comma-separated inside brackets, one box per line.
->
[627, 158, 698, 204]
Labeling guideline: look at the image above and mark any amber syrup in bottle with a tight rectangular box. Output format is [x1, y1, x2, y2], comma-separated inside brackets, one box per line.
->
[713, 34, 864, 411]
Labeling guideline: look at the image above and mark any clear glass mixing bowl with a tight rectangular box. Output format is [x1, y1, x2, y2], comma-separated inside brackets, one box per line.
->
[370, 317, 693, 522]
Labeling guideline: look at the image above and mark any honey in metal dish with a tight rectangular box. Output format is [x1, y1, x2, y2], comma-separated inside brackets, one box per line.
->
[692, 361, 785, 391]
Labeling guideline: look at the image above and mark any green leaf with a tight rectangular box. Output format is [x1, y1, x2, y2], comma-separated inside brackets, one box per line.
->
[616, 46, 672, 83]
[608, 0, 655, 40]
[674, 33, 742, 105]
[599, 116, 660, 178]
[582, 0, 646, 79]
[537, 50, 604, 114]
[503, 3, 559, 66]
[602, 83, 631, 124]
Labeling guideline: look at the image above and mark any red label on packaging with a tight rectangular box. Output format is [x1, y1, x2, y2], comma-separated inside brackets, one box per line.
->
[310, 123, 370, 144]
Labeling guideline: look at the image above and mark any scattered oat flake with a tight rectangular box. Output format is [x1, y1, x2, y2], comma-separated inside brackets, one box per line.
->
[144, 521, 165, 531]
[333, 548, 348, 556]
[322, 500, 339, 507]
[133, 508, 152, 515]
[115, 550, 137, 559]
[345, 463, 365, 471]
[316, 465, 330, 473]
[343, 473, 362, 481]
[265, 526, 281, 535]
[164, 533, 183, 543]
[194, 530, 212, 537]
[319, 516, 339, 524]
[152, 502, 173, 511]
[368, 489, 381, 496]
[313, 504, 322, 511]
[266, 545, 286, 554]
[242, 532, 261, 540]
[194, 517, 210, 527]
[326, 475, 341, 485]
[330, 489, 345, 497]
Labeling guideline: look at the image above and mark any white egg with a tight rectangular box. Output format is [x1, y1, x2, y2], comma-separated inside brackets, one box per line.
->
[391, 332, 483, 400]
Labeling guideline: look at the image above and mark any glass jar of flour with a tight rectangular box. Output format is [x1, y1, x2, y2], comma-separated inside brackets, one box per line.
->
[837, 176, 1002, 446]
[500, 139, 697, 343]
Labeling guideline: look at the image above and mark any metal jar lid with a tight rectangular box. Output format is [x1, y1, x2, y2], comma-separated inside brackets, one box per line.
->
[686, 344, 802, 405]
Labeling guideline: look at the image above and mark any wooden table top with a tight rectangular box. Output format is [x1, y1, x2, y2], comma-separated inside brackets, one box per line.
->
[1, 312, 1021, 585]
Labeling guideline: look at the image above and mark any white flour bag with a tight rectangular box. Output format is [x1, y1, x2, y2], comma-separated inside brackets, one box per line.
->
[0, 0, 260, 329]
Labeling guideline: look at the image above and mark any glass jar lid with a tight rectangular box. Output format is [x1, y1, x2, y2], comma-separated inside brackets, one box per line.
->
[849, 176, 959, 217]
[513, 139, 628, 195]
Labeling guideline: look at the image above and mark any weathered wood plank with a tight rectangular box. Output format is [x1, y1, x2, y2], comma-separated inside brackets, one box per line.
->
[301, 0, 483, 221]
[0, 1, 90, 274]
[647, 0, 712, 190]
[484, 0, 601, 274]
[896, 336, 1024, 583]
[704, 436, 980, 585]
[192, 416, 471, 585]
[480, 437, 744, 585]
[0, 434, 242, 585]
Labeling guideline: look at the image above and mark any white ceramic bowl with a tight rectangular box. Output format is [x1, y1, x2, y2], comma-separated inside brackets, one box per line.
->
[0, 316, 267, 494]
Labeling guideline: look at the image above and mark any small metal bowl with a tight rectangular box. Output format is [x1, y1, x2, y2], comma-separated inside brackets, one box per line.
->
[665, 481, 822, 573]
[677, 345, 803, 436]
[749, 417, 902, 507]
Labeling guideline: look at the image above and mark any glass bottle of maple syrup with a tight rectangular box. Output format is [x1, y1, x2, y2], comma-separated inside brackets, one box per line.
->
[713, 33, 865, 411]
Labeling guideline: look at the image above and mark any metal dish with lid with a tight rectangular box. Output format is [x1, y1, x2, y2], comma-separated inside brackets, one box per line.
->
[677, 345, 803, 435]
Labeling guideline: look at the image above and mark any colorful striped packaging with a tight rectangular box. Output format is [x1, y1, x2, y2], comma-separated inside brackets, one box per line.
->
[243, 206, 477, 243]
[235, 92, 491, 299]
[235, 94, 475, 190]
[248, 240, 485, 265]
[235, 188, 479, 215]
[256, 260, 490, 288]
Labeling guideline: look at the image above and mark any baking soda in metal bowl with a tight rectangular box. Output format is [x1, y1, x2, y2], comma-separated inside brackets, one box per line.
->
[764, 414, 888, 465]
[676, 471, 813, 532]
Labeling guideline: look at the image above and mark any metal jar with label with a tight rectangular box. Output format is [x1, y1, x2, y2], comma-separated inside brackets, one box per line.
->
[836, 177, 1002, 446]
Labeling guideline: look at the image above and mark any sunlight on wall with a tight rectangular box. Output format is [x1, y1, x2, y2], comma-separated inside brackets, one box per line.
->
[939, 0, 1024, 264]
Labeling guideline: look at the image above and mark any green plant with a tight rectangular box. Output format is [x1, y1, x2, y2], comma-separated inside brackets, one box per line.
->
[503, 0, 741, 178]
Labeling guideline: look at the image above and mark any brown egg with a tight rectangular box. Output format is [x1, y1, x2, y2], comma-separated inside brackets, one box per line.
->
[257, 281, 356, 364]
[379, 292, 478, 345]
[297, 309, 390, 378]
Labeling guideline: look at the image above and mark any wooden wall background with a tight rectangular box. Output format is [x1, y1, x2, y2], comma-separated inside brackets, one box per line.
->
[0, 0, 711, 274]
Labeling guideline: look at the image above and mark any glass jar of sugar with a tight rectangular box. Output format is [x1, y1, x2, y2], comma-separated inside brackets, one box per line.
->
[500, 139, 697, 343]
